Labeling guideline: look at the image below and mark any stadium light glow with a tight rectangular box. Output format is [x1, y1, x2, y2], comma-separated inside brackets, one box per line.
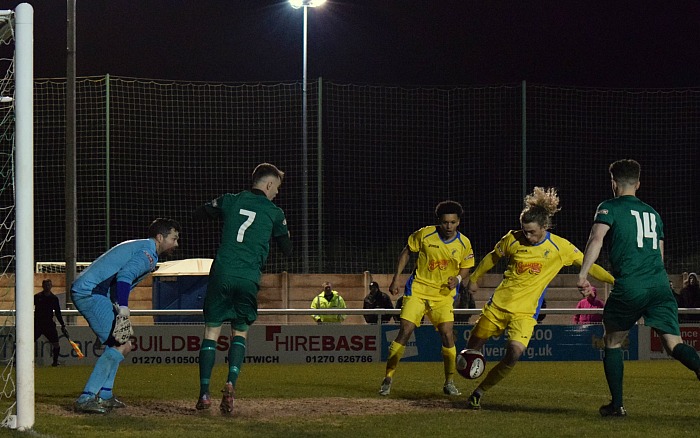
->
[289, 0, 327, 9]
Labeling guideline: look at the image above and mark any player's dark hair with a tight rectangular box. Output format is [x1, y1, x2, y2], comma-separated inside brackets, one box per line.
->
[520, 187, 560, 229]
[609, 159, 640, 186]
[435, 200, 463, 218]
[252, 163, 284, 185]
[148, 218, 181, 239]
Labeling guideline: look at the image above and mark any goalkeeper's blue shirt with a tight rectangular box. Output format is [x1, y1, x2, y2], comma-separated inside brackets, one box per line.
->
[71, 238, 159, 302]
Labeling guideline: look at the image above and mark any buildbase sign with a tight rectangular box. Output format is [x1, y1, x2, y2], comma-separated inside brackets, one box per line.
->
[24, 324, 381, 366]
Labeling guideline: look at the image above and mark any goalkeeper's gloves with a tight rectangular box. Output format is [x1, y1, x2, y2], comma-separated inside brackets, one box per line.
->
[61, 325, 69, 337]
[117, 306, 131, 317]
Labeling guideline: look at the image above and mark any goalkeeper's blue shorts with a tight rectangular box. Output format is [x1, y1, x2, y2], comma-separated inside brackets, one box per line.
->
[72, 291, 115, 343]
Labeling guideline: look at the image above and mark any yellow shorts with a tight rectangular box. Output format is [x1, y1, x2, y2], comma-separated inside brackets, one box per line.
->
[400, 294, 454, 327]
[471, 302, 537, 347]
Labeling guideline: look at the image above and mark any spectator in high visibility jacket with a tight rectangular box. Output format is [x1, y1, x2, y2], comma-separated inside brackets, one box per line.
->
[311, 282, 347, 323]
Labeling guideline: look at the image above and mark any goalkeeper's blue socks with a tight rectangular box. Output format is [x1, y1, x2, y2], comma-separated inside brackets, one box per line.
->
[100, 358, 123, 400]
[82, 347, 123, 398]
[199, 339, 217, 396]
[227, 336, 247, 386]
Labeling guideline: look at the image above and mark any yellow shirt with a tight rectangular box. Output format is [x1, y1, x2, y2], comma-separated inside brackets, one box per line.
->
[408, 226, 475, 299]
[470, 230, 613, 315]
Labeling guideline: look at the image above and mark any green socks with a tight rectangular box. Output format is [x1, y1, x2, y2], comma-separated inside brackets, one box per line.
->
[228, 335, 247, 386]
[198, 339, 217, 396]
[671, 342, 700, 373]
[603, 347, 624, 408]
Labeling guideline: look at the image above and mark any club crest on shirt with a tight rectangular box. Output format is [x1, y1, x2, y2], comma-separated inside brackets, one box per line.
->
[143, 251, 155, 268]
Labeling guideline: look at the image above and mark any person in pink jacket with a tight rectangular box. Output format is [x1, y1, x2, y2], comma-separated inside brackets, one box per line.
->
[573, 286, 605, 324]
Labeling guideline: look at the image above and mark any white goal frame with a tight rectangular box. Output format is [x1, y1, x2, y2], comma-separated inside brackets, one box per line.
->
[0, 3, 34, 431]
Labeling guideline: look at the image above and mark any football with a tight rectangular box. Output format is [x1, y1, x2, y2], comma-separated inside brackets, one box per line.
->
[456, 348, 486, 379]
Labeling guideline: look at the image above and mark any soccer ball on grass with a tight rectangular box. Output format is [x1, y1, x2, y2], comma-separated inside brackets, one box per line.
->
[455, 348, 485, 379]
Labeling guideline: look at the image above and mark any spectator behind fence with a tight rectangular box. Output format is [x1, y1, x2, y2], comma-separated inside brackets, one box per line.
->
[678, 272, 700, 323]
[454, 281, 476, 324]
[311, 281, 347, 324]
[34, 279, 68, 367]
[573, 286, 605, 324]
[363, 281, 394, 324]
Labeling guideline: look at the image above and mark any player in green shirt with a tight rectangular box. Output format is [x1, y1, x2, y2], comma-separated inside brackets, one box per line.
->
[193, 163, 292, 415]
[578, 159, 700, 417]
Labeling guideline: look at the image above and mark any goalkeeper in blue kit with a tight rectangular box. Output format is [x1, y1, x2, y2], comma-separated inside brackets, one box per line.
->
[71, 218, 180, 414]
[578, 159, 700, 417]
[194, 163, 292, 415]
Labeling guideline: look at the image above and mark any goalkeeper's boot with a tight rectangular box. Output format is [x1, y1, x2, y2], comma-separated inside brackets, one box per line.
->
[378, 377, 392, 396]
[100, 395, 126, 409]
[467, 391, 482, 410]
[443, 381, 461, 396]
[195, 393, 212, 410]
[599, 402, 627, 417]
[220, 382, 235, 415]
[74, 395, 107, 414]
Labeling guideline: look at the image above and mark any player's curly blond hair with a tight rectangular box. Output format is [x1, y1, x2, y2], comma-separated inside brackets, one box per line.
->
[519, 187, 561, 229]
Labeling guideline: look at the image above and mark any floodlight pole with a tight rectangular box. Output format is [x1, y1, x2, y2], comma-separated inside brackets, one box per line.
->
[291, 0, 324, 273]
[302, 5, 309, 273]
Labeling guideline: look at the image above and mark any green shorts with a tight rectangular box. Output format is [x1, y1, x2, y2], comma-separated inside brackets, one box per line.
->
[203, 275, 259, 331]
[604, 285, 680, 335]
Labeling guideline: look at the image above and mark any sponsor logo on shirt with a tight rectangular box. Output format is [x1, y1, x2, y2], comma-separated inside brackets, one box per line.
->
[428, 260, 450, 271]
[516, 261, 542, 275]
[596, 209, 608, 215]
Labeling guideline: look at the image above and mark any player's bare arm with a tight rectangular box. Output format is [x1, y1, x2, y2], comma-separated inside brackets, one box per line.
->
[448, 268, 471, 290]
[467, 250, 501, 294]
[578, 223, 610, 288]
[389, 246, 411, 295]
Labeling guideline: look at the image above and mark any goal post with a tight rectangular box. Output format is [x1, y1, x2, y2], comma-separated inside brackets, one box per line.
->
[0, 3, 34, 431]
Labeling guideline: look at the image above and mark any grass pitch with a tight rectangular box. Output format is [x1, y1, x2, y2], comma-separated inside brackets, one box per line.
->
[6, 360, 700, 437]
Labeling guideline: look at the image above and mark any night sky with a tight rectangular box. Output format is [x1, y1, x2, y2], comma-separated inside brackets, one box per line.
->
[5, 0, 700, 88]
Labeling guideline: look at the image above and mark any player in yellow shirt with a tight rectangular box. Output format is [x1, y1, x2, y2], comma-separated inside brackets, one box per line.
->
[465, 187, 615, 410]
[380, 200, 475, 397]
